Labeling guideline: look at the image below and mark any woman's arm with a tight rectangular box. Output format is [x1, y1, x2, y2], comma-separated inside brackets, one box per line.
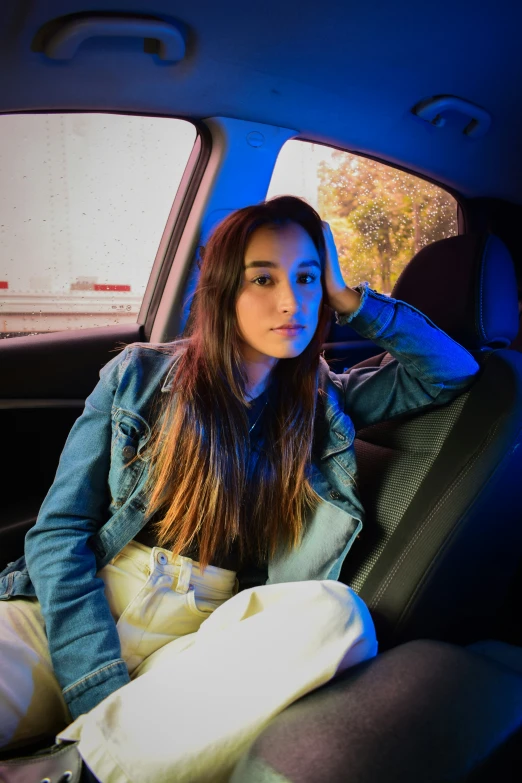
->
[24, 348, 133, 720]
[330, 281, 481, 431]
[321, 222, 481, 430]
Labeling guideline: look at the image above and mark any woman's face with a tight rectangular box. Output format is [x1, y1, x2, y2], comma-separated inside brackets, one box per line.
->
[236, 222, 323, 363]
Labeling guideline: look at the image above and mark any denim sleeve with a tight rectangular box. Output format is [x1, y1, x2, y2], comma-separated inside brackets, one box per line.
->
[333, 282, 481, 431]
[24, 347, 133, 720]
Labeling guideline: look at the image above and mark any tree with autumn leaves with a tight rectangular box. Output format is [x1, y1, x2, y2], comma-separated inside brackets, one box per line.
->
[317, 151, 457, 294]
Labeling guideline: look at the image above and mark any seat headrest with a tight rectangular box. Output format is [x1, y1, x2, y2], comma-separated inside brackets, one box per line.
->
[392, 234, 519, 351]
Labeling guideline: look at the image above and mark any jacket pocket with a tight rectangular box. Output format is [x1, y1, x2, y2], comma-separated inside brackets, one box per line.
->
[0, 554, 26, 580]
[109, 408, 151, 509]
[0, 556, 33, 600]
[331, 447, 359, 489]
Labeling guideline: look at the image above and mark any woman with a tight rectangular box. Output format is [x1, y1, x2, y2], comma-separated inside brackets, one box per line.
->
[0, 196, 480, 781]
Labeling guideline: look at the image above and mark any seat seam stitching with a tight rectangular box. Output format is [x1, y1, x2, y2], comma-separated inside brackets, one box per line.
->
[370, 423, 498, 608]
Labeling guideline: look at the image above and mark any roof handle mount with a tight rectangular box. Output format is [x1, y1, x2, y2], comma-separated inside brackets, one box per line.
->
[411, 95, 491, 139]
[42, 15, 186, 63]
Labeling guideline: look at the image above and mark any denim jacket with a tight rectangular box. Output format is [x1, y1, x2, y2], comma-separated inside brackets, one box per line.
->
[0, 282, 480, 720]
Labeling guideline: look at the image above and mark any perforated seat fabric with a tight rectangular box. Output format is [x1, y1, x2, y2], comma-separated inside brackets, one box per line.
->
[345, 382, 469, 595]
[331, 233, 522, 649]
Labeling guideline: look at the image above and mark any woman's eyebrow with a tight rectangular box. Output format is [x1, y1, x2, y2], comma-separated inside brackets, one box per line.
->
[245, 260, 321, 270]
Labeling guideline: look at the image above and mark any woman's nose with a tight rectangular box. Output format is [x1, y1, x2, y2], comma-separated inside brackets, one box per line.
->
[277, 283, 300, 314]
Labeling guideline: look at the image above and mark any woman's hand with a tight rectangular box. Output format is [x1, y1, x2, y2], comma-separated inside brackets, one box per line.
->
[321, 221, 361, 315]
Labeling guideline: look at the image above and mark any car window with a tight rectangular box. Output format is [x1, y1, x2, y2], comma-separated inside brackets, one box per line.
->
[0, 113, 197, 339]
[267, 141, 458, 294]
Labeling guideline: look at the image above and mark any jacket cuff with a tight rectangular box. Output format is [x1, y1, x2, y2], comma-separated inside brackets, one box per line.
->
[335, 281, 398, 339]
[334, 281, 371, 325]
[62, 659, 131, 720]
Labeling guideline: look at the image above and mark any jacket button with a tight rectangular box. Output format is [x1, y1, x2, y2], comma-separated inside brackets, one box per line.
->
[122, 445, 136, 459]
[329, 490, 341, 500]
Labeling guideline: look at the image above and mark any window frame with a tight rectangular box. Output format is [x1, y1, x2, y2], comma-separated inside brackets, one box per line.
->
[0, 109, 208, 341]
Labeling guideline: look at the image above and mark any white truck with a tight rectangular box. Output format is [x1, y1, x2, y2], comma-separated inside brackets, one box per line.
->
[0, 112, 196, 337]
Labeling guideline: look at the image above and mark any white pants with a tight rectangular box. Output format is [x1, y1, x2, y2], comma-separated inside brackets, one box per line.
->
[2, 539, 377, 781]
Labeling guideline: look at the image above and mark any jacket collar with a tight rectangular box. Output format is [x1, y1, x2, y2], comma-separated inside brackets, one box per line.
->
[160, 355, 181, 393]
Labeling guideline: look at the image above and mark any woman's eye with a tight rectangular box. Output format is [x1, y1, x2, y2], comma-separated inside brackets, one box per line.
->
[299, 274, 318, 284]
[251, 274, 317, 286]
[252, 275, 271, 286]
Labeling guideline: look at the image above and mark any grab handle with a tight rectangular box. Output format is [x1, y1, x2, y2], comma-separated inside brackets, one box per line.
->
[412, 95, 491, 139]
[44, 16, 186, 63]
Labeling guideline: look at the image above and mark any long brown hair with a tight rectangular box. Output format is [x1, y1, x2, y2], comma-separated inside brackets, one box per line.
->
[128, 196, 332, 569]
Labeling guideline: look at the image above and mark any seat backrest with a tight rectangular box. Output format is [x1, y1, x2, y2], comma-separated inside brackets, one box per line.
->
[338, 234, 522, 650]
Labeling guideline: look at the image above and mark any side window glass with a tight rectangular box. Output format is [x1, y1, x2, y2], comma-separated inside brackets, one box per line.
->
[0, 114, 197, 339]
[267, 141, 458, 294]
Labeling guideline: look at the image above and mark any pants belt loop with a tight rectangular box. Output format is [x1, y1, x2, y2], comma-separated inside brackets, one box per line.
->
[175, 556, 193, 594]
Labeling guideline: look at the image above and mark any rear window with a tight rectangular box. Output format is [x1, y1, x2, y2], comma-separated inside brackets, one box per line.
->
[0, 113, 197, 338]
[267, 141, 458, 294]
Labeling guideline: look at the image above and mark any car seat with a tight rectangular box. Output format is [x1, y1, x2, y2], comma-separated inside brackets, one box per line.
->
[325, 233, 522, 650]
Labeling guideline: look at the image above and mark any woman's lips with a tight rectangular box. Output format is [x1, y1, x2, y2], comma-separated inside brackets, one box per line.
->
[272, 326, 305, 337]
